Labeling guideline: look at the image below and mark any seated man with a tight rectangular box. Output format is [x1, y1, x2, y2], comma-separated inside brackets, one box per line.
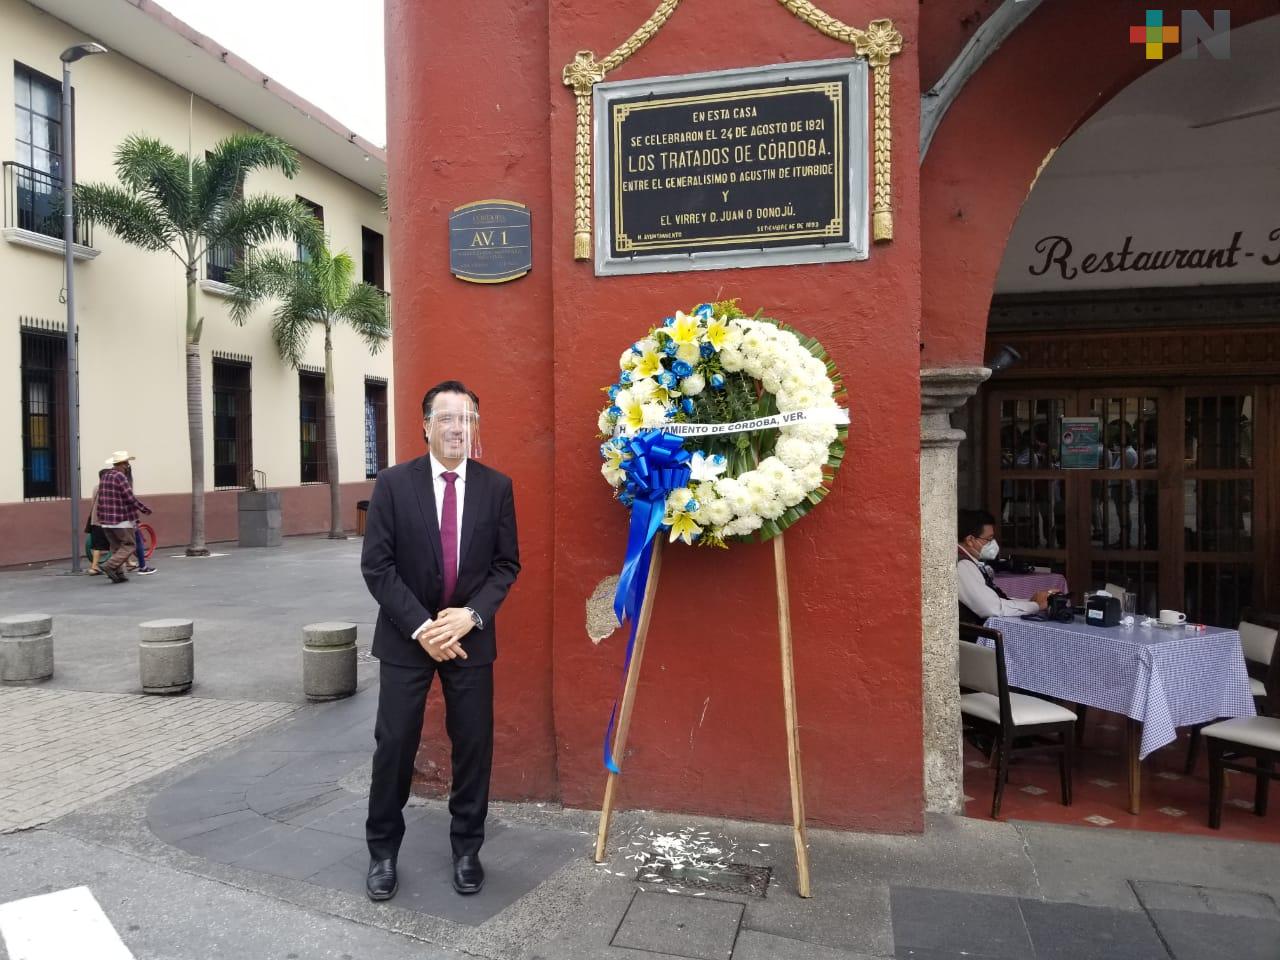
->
[956, 509, 1052, 623]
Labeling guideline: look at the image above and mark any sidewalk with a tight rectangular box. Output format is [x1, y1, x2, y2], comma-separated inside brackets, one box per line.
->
[2, 538, 1278, 959]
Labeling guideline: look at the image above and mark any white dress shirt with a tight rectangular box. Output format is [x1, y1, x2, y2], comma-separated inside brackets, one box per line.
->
[955, 547, 1040, 620]
[412, 455, 480, 641]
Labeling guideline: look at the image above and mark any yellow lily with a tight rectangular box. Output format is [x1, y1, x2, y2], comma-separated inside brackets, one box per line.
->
[633, 348, 663, 380]
[666, 510, 703, 545]
[669, 311, 701, 346]
[619, 394, 646, 432]
[704, 317, 730, 349]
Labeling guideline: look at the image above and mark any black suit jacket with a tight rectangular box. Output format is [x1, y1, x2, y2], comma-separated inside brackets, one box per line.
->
[361, 455, 520, 668]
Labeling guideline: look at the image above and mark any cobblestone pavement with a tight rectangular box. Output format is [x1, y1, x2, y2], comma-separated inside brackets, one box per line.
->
[0, 687, 295, 833]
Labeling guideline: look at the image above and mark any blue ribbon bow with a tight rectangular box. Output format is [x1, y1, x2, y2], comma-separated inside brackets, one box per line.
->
[604, 430, 690, 773]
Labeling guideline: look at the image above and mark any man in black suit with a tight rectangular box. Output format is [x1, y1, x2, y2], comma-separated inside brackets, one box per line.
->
[361, 380, 520, 901]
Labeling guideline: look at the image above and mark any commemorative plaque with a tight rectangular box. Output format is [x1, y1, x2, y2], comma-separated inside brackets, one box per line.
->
[449, 199, 531, 283]
[593, 59, 867, 276]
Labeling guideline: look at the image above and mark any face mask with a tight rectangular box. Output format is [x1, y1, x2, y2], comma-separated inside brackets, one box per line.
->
[978, 539, 1000, 562]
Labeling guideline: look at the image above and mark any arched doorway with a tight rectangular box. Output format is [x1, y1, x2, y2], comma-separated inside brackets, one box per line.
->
[917, 3, 1280, 814]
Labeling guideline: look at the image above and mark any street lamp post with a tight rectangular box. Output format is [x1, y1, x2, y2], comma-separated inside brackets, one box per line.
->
[60, 42, 106, 574]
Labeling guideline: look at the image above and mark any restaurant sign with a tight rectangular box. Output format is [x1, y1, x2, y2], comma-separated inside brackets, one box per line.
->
[593, 59, 868, 276]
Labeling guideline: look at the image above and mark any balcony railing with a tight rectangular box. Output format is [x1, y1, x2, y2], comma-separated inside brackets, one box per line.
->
[2, 161, 92, 248]
[206, 241, 242, 284]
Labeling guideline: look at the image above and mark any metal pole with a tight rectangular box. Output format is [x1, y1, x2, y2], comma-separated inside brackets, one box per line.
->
[62, 61, 81, 574]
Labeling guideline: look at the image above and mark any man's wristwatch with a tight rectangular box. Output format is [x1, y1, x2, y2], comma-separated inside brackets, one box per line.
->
[465, 607, 483, 629]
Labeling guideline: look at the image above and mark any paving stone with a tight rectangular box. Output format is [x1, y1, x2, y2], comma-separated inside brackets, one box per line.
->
[610, 891, 743, 960]
[1131, 880, 1280, 920]
[229, 825, 361, 881]
[1148, 909, 1280, 960]
[890, 888, 1032, 959]
[1019, 900, 1167, 960]
[732, 928, 879, 959]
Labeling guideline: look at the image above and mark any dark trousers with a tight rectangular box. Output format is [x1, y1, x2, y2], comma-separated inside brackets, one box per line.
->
[134, 528, 147, 568]
[366, 660, 494, 862]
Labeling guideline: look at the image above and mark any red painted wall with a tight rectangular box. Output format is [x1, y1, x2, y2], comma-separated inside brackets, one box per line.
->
[919, 1, 1277, 368]
[387, 0, 924, 831]
[1, 481, 375, 568]
[384, 0, 559, 800]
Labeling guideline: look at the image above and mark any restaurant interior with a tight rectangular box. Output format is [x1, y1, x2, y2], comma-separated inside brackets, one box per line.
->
[951, 15, 1279, 841]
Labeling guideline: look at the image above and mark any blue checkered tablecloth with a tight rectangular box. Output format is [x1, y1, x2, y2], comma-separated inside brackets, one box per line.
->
[984, 616, 1256, 759]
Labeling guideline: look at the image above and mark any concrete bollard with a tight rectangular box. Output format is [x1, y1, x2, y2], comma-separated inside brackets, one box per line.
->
[139, 618, 194, 695]
[302, 621, 357, 702]
[0, 613, 54, 682]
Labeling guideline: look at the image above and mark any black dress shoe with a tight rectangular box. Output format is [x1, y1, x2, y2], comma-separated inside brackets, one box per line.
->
[452, 854, 484, 895]
[367, 858, 398, 901]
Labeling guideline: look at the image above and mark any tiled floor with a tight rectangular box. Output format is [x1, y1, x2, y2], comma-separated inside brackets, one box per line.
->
[960, 716, 1280, 843]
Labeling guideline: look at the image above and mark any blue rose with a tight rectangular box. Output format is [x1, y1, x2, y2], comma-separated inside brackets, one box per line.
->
[710, 373, 726, 390]
[620, 371, 632, 384]
[685, 498, 699, 513]
[663, 316, 675, 327]
[607, 384, 620, 400]
[700, 342, 715, 359]
[672, 360, 693, 378]
[631, 342, 643, 355]
[620, 491, 635, 508]
[664, 407, 677, 419]
[659, 371, 677, 389]
[680, 397, 694, 415]
[663, 341, 678, 356]
[694, 303, 713, 319]
[608, 405, 621, 416]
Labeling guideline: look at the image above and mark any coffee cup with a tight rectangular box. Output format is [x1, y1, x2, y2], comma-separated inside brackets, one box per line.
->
[1158, 609, 1187, 626]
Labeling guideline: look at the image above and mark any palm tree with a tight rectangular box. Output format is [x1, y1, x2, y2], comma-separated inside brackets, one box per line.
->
[75, 133, 322, 555]
[227, 245, 389, 538]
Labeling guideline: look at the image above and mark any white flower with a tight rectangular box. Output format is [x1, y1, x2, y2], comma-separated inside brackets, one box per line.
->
[757, 457, 792, 487]
[726, 514, 763, 536]
[598, 409, 616, 434]
[680, 373, 705, 396]
[720, 347, 744, 372]
[760, 497, 787, 520]
[743, 357, 765, 379]
[630, 377, 660, 402]
[705, 499, 733, 526]
[799, 463, 825, 489]
[762, 372, 782, 394]
[778, 479, 806, 507]
[777, 436, 817, 470]
[601, 461, 626, 487]
[689, 451, 728, 483]
[713, 476, 743, 499]
[641, 401, 669, 428]
[666, 487, 697, 513]
[676, 342, 700, 364]
[620, 349, 637, 370]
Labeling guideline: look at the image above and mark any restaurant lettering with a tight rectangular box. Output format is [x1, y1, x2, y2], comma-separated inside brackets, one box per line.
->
[1028, 228, 1280, 280]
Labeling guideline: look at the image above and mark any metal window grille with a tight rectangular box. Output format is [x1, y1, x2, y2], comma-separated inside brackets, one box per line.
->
[20, 324, 70, 500]
[364, 379, 387, 478]
[296, 196, 323, 263]
[212, 359, 253, 489]
[361, 226, 385, 290]
[3, 162, 91, 247]
[206, 242, 242, 284]
[299, 371, 327, 483]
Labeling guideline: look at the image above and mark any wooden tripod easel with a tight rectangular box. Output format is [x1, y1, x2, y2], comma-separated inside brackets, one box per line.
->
[593, 533, 813, 897]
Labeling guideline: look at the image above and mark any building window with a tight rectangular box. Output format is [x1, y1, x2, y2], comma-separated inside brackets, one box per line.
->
[361, 227, 385, 290]
[20, 327, 69, 500]
[212, 359, 252, 489]
[365, 379, 388, 478]
[205, 150, 243, 283]
[11, 62, 64, 241]
[296, 196, 324, 262]
[299, 371, 327, 483]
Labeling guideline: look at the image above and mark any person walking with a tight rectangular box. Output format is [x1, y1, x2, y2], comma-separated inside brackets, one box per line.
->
[123, 461, 158, 575]
[361, 380, 520, 902]
[97, 451, 153, 584]
[86, 466, 111, 575]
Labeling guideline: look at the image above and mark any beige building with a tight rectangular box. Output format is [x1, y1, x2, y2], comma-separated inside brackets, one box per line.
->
[1, 0, 392, 565]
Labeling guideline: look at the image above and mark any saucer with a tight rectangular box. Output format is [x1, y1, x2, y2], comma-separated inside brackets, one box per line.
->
[1151, 620, 1187, 631]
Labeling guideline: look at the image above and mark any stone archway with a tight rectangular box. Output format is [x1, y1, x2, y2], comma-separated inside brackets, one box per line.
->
[915, 1, 1279, 811]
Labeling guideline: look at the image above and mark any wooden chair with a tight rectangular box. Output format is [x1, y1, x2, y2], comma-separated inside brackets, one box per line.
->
[1185, 609, 1280, 774]
[1202, 651, 1280, 829]
[959, 623, 1077, 818]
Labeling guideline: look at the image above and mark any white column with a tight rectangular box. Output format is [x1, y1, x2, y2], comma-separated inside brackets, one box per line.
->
[920, 367, 989, 813]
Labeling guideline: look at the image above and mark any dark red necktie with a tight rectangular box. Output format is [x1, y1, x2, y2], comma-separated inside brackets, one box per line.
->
[440, 471, 459, 605]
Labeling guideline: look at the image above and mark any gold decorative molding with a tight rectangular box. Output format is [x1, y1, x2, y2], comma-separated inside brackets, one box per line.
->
[561, 1, 903, 261]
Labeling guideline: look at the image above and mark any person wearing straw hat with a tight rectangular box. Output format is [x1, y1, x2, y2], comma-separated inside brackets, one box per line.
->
[96, 451, 152, 583]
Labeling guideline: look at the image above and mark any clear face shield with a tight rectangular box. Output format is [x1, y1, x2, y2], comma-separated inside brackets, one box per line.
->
[424, 393, 482, 462]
